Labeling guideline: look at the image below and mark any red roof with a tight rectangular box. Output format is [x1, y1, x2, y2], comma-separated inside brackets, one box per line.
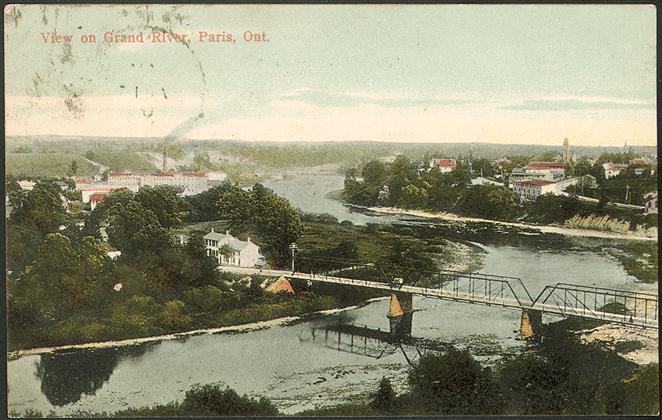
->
[108, 172, 135, 176]
[89, 193, 108, 202]
[149, 172, 175, 177]
[437, 159, 457, 168]
[182, 172, 207, 177]
[526, 162, 566, 170]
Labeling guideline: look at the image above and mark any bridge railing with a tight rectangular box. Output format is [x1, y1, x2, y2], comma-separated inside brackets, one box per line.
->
[530, 283, 658, 327]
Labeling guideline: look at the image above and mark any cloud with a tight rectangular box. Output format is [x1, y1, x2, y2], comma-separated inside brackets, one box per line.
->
[501, 98, 655, 111]
[280, 89, 480, 108]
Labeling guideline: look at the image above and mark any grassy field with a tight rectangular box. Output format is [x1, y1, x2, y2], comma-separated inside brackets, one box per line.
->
[92, 152, 158, 172]
[5, 153, 97, 177]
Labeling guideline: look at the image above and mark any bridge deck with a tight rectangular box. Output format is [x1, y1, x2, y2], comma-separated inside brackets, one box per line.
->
[219, 266, 658, 329]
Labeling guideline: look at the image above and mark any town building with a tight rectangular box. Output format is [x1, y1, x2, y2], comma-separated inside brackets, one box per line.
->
[645, 192, 657, 214]
[510, 180, 556, 202]
[81, 186, 123, 203]
[602, 163, 628, 179]
[204, 229, 266, 268]
[107, 171, 209, 196]
[524, 162, 567, 181]
[430, 158, 457, 174]
[89, 193, 108, 211]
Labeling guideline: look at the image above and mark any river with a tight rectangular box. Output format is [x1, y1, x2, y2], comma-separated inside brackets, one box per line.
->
[7, 174, 657, 416]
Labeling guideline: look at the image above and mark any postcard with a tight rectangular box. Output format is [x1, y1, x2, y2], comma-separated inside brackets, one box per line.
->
[4, 4, 659, 417]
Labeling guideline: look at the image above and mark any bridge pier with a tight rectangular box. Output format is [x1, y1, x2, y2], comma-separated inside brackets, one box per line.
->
[519, 309, 542, 340]
[387, 293, 413, 338]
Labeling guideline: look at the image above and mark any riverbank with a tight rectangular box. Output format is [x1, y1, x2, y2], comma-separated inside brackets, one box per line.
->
[580, 323, 659, 366]
[364, 206, 657, 242]
[7, 296, 389, 361]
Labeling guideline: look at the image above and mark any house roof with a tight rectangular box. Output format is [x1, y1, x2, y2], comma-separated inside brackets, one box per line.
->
[181, 172, 207, 177]
[437, 159, 457, 168]
[526, 161, 566, 170]
[204, 231, 254, 251]
[89, 193, 108, 202]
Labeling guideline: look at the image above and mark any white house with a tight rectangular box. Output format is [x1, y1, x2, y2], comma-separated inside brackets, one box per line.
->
[204, 229, 266, 268]
[510, 180, 556, 202]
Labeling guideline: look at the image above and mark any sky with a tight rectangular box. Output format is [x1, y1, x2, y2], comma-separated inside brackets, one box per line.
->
[4, 4, 657, 146]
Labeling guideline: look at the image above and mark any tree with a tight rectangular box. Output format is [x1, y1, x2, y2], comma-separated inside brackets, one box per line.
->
[67, 159, 79, 177]
[455, 185, 520, 221]
[177, 234, 218, 287]
[362, 160, 387, 186]
[10, 233, 115, 329]
[371, 377, 396, 411]
[186, 183, 236, 222]
[105, 200, 171, 255]
[135, 185, 189, 228]
[408, 349, 503, 414]
[574, 160, 593, 177]
[251, 184, 303, 267]
[378, 239, 436, 285]
[180, 385, 279, 416]
[10, 182, 67, 235]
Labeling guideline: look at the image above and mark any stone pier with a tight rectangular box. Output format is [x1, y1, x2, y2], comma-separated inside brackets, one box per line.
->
[519, 309, 543, 340]
[387, 293, 413, 338]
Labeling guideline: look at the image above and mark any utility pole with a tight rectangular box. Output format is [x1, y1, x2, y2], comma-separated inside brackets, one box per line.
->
[289, 243, 298, 273]
[625, 185, 630, 204]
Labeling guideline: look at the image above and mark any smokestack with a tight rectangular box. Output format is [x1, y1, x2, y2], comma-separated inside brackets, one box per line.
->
[162, 146, 167, 173]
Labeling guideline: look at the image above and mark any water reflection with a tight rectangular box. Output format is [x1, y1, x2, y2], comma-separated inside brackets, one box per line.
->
[303, 323, 458, 366]
[35, 344, 155, 406]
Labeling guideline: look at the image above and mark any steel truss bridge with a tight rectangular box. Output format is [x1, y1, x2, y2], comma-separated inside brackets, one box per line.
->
[219, 262, 659, 330]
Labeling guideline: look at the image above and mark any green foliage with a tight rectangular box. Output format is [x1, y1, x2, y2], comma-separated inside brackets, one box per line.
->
[527, 194, 583, 224]
[135, 185, 189, 228]
[67, 159, 79, 177]
[187, 182, 303, 267]
[377, 239, 436, 285]
[455, 185, 520, 221]
[113, 384, 278, 417]
[92, 152, 158, 172]
[408, 349, 504, 414]
[599, 151, 641, 164]
[106, 200, 171, 254]
[180, 384, 279, 416]
[9, 181, 67, 234]
[371, 377, 396, 411]
[605, 364, 659, 415]
[6, 154, 97, 177]
[362, 160, 387, 185]
[498, 323, 639, 415]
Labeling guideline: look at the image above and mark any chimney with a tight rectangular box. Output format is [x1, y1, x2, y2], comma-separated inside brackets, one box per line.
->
[247, 237, 251, 243]
[226, 230, 230, 235]
[211, 228, 214, 233]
